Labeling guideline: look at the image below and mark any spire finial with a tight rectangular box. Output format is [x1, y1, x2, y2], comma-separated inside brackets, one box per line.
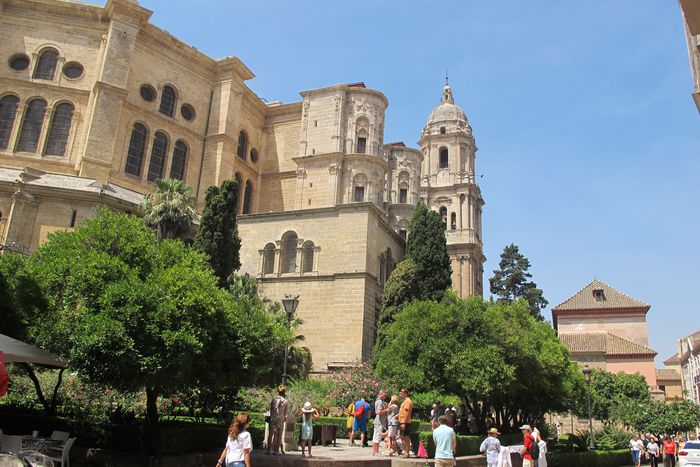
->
[445, 68, 449, 86]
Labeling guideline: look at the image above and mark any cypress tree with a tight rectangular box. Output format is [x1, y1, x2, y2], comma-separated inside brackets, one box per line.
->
[195, 179, 242, 286]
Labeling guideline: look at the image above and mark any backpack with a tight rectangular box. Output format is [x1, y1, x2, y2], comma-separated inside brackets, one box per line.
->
[529, 435, 540, 460]
[354, 402, 365, 418]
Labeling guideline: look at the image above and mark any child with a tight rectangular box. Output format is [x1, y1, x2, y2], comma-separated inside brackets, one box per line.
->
[385, 395, 401, 456]
[296, 401, 320, 457]
[480, 427, 502, 467]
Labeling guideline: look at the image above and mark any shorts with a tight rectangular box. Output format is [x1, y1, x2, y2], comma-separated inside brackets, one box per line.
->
[372, 426, 384, 444]
[631, 450, 641, 463]
[226, 462, 245, 467]
[435, 459, 456, 467]
[400, 423, 411, 437]
[353, 417, 367, 433]
[388, 425, 399, 438]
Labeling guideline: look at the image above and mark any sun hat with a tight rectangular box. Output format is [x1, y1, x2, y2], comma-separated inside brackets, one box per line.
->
[519, 424, 532, 431]
[488, 428, 500, 435]
[302, 401, 314, 412]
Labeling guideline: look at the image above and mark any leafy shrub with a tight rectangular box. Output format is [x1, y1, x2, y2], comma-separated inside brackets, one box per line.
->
[409, 391, 461, 421]
[326, 362, 395, 408]
[417, 431, 523, 458]
[547, 449, 631, 467]
[595, 426, 631, 450]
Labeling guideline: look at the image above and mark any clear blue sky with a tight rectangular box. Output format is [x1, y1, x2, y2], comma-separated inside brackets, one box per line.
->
[134, 0, 699, 363]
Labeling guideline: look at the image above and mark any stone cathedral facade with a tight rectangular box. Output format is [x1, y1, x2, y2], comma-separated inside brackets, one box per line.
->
[0, 0, 484, 371]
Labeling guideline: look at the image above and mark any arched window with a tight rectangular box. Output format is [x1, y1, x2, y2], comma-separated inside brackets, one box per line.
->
[0, 95, 20, 150]
[159, 85, 176, 117]
[236, 130, 247, 160]
[399, 229, 407, 241]
[439, 206, 447, 230]
[451, 212, 457, 230]
[147, 131, 169, 182]
[234, 172, 243, 213]
[169, 140, 188, 181]
[385, 248, 394, 283]
[302, 240, 315, 273]
[44, 102, 74, 156]
[15, 98, 47, 153]
[353, 174, 367, 202]
[242, 180, 253, 214]
[356, 116, 369, 154]
[379, 253, 386, 285]
[263, 243, 275, 275]
[33, 49, 59, 80]
[280, 231, 298, 273]
[124, 123, 148, 177]
[250, 148, 259, 163]
[439, 147, 449, 169]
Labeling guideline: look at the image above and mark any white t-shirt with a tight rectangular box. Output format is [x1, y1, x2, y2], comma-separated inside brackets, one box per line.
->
[226, 430, 252, 463]
[647, 442, 659, 455]
[630, 439, 644, 451]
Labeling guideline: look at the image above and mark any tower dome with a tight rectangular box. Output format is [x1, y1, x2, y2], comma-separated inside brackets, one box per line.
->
[423, 80, 470, 136]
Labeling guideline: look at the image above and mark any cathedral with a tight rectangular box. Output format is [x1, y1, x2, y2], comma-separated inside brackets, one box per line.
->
[0, 0, 484, 371]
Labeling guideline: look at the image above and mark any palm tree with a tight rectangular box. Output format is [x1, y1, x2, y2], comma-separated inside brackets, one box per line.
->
[141, 178, 197, 241]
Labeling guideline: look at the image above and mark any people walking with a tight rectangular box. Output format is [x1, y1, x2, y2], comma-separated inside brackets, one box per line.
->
[266, 385, 288, 455]
[350, 397, 372, 447]
[386, 395, 400, 456]
[295, 402, 319, 458]
[663, 434, 677, 467]
[630, 433, 645, 467]
[647, 436, 660, 467]
[372, 391, 390, 455]
[479, 428, 501, 467]
[217, 413, 252, 467]
[399, 388, 413, 458]
[433, 415, 457, 466]
[519, 424, 536, 467]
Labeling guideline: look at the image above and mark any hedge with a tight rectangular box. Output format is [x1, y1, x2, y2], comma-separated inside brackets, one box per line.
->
[416, 431, 524, 457]
[546, 449, 631, 467]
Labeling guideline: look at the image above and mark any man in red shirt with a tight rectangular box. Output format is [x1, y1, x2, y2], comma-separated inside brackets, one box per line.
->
[520, 424, 535, 467]
[662, 435, 677, 467]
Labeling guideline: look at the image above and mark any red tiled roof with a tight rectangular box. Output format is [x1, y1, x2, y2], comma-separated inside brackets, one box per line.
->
[559, 331, 657, 357]
[553, 279, 649, 312]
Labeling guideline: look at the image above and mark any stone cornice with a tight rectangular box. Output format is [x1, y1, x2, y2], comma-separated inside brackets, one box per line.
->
[300, 83, 388, 108]
[105, 0, 151, 25]
[1, 0, 109, 24]
[264, 102, 303, 125]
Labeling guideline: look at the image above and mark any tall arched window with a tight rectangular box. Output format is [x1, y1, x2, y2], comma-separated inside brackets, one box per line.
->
[170, 140, 188, 181]
[15, 98, 47, 153]
[280, 231, 298, 273]
[147, 131, 169, 182]
[44, 102, 74, 156]
[302, 241, 315, 273]
[385, 248, 394, 283]
[125, 123, 148, 177]
[263, 243, 275, 275]
[159, 85, 176, 117]
[242, 180, 253, 214]
[439, 147, 449, 169]
[33, 49, 59, 80]
[379, 253, 386, 285]
[451, 212, 457, 230]
[439, 206, 448, 230]
[0, 95, 20, 150]
[236, 130, 247, 160]
[234, 172, 243, 213]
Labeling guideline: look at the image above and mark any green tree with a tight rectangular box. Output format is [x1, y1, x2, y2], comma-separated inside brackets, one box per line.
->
[140, 178, 196, 241]
[578, 369, 650, 424]
[374, 294, 583, 432]
[27, 209, 287, 424]
[195, 179, 242, 286]
[0, 253, 45, 340]
[611, 399, 700, 434]
[405, 202, 452, 300]
[489, 244, 548, 319]
[374, 258, 420, 350]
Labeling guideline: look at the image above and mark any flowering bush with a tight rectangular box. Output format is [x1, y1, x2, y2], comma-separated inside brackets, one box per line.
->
[327, 362, 395, 408]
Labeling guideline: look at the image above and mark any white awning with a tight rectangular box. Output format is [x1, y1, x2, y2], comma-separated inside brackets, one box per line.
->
[0, 334, 68, 368]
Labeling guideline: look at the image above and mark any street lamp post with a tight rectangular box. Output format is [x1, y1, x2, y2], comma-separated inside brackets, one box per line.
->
[280, 294, 300, 386]
[582, 365, 596, 450]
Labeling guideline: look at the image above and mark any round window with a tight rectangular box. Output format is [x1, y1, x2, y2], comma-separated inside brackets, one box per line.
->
[140, 85, 156, 102]
[9, 54, 30, 71]
[180, 104, 195, 121]
[62, 62, 84, 79]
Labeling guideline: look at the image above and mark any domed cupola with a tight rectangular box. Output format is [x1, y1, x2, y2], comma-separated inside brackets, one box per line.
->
[423, 79, 471, 137]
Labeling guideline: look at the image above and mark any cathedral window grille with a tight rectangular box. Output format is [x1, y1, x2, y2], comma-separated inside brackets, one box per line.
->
[170, 140, 188, 181]
[15, 98, 47, 153]
[280, 231, 298, 273]
[125, 123, 148, 177]
[439, 206, 448, 230]
[147, 131, 169, 182]
[439, 147, 449, 169]
[159, 85, 177, 117]
[356, 137, 367, 154]
[44, 102, 74, 156]
[301, 241, 315, 273]
[33, 49, 59, 80]
[237, 130, 248, 160]
[0, 95, 20, 150]
[451, 212, 457, 230]
[263, 243, 275, 274]
[242, 180, 253, 214]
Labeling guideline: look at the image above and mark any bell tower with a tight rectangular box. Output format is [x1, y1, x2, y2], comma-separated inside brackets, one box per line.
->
[418, 79, 485, 297]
